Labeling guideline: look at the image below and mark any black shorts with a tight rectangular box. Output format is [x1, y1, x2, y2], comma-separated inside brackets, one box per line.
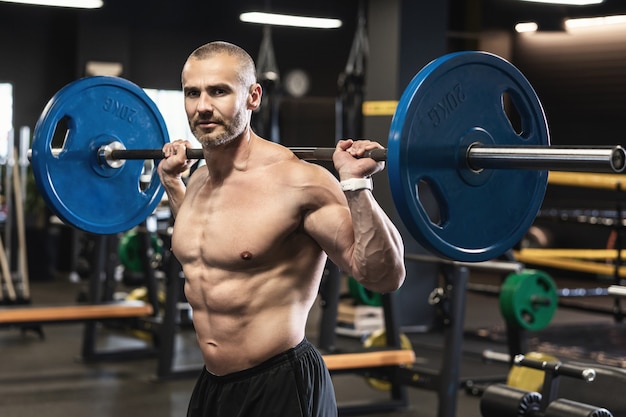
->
[186, 338, 337, 417]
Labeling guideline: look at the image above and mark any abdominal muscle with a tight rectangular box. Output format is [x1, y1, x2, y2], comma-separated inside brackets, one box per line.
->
[175, 224, 327, 376]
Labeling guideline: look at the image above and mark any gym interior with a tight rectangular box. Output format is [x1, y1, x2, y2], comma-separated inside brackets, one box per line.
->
[1, 0, 626, 416]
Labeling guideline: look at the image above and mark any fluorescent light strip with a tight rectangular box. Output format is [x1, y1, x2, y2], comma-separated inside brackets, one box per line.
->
[519, 0, 603, 5]
[565, 14, 626, 29]
[0, 0, 102, 8]
[240, 12, 342, 29]
[515, 22, 539, 32]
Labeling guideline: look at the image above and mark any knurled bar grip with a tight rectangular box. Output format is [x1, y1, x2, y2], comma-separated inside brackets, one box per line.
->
[513, 354, 597, 382]
[109, 147, 388, 162]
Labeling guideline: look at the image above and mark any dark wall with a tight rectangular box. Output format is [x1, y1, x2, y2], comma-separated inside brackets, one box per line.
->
[0, 0, 360, 133]
[510, 29, 626, 250]
[513, 28, 626, 147]
[0, 7, 78, 129]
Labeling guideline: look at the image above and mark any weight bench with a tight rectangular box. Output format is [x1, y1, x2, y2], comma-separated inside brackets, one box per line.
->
[0, 300, 153, 325]
[323, 349, 416, 371]
[0, 300, 156, 362]
[324, 349, 417, 415]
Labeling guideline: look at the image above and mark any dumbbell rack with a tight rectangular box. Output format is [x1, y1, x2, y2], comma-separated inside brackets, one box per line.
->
[481, 354, 614, 417]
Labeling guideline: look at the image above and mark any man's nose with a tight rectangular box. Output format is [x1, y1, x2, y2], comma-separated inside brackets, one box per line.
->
[196, 92, 213, 113]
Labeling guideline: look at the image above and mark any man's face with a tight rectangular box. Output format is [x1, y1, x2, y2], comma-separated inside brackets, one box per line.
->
[182, 54, 250, 148]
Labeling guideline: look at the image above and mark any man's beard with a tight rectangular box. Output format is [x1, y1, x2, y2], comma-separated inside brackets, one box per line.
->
[192, 111, 247, 148]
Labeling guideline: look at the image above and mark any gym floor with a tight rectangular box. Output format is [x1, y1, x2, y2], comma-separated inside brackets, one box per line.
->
[0, 269, 623, 417]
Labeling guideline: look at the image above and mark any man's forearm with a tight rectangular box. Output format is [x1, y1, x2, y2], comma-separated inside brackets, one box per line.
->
[344, 189, 406, 293]
[160, 176, 186, 218]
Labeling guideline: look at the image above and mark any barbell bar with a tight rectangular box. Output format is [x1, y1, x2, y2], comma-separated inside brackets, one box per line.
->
[28, 50, 626, 261]
[34, 144, 626, 174]
[97, 144, 625, 173]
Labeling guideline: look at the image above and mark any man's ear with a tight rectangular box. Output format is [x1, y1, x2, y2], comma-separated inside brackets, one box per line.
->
[248, 83, 262, 110]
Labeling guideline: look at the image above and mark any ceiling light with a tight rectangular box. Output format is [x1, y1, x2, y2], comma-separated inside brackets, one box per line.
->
[515, 22, 539, 32]
[239, 12, 342, 29]
[0, 0, 102, 8]
[519, 0, 603, 5]
[565, 14, 626, 29]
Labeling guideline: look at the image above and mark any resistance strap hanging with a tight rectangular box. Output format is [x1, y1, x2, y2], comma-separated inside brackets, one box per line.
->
[254, 25, 281, 143]
[337, 1, 368, 140]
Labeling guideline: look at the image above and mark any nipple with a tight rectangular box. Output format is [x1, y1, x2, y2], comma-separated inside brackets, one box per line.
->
[240, 251, 253, 261]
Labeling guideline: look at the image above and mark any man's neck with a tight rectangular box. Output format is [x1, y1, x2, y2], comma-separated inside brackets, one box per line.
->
[204, 129, 255, 182]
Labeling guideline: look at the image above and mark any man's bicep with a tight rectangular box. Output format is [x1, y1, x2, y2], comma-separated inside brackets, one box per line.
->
[303, 203, 355, 273]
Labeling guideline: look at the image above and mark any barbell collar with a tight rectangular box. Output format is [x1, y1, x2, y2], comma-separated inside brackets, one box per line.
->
[98, 140, 126, 168]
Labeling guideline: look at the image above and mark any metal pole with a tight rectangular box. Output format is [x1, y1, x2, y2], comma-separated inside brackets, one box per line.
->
[437, 265, 469, 417]
[4, 131, 13, 273]
[18, 127, 30, 202]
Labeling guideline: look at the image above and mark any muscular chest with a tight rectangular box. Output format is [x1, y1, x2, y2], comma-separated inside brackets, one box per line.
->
[172, 178, 306, 268]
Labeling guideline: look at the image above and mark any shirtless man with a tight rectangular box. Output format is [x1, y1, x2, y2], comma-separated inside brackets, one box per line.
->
[158, 41, 406, 417]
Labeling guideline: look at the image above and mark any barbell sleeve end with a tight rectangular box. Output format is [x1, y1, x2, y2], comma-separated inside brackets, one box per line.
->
[610, 145, 626, 173]
[468, 144, 626, 173]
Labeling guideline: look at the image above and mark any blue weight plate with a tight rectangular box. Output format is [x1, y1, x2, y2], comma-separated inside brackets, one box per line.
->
[31, 76, 169, 234]
[388, 51, 549, 262]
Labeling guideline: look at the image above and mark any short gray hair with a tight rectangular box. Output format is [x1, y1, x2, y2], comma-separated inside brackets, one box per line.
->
[187, 41, 257, 88]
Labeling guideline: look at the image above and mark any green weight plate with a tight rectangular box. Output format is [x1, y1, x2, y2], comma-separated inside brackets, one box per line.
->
[348, 276, 382, 307]
[31, 76, 169, 234]
[118, 230, 164, 273]
[500, 269, 558, 331]
[388, 51, 549, 262]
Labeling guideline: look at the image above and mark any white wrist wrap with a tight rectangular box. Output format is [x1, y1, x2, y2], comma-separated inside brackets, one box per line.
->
[340, 178, 373, 192]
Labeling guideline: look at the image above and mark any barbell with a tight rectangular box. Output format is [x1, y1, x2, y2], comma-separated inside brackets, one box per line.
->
[28, 51, 626, 261]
